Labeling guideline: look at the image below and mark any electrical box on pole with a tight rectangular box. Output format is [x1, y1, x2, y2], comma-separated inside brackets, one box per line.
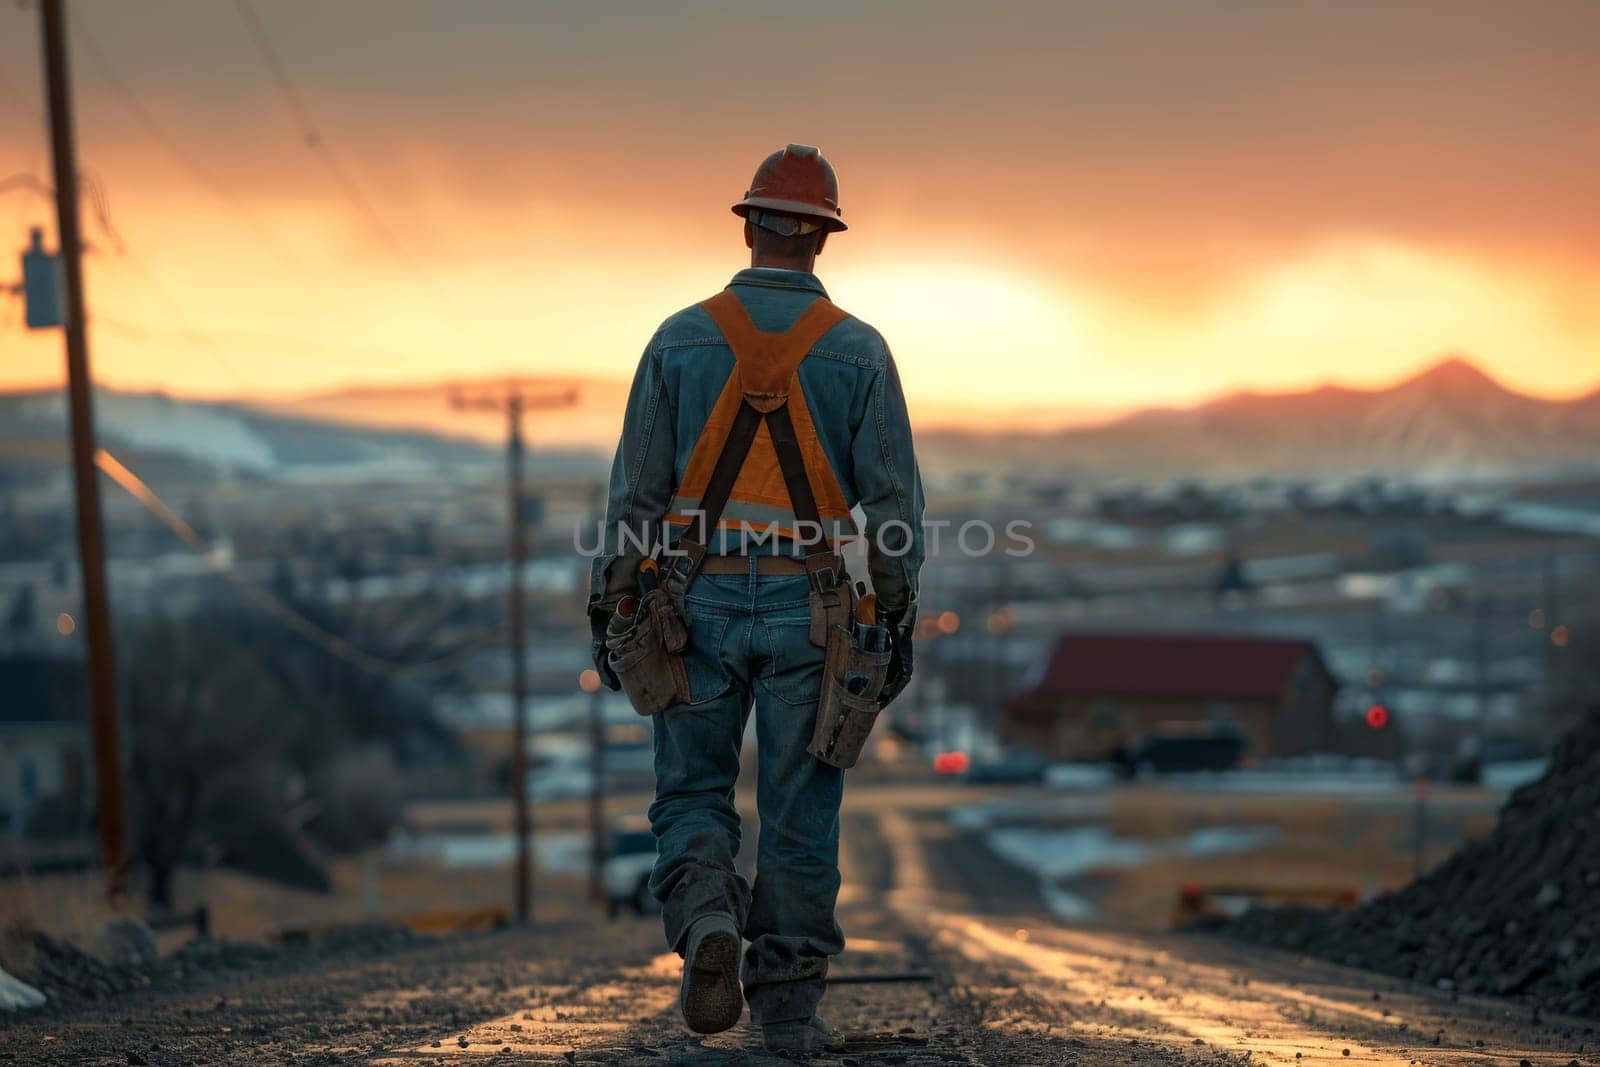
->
[22, 227, 66, 329]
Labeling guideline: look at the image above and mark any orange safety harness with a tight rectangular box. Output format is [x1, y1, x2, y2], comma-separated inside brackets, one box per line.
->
[663, 290, 857, 593]
[614, 286, 891, 749]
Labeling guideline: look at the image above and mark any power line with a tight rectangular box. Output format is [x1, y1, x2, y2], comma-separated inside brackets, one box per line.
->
[42, 19, 400, 384]
[20, 5, 487, 379]
[0, 63, 43, 127]
[96, 447, 497, 679]
[2, 170, 124, 254]
[10, 16, 392, 389]
[89, 312, 432, 365]
[3, 48, 230, 392]
[35, 167, 253, 389]
[0, 61, 51, 238]
[70, 24, 300, 268]
[3, 169, 127, 344]
[70, 22, 346, 299]
[2, 170, 252, 387]
[14, 8, 482, 676]
[73, 167, 124, 254]
[0, 173, 51, 197]
[230, 0, 497, 353]
[232, 0, 429, 268]
[57, 20, 312, 390]
[95, 234, 255, 392]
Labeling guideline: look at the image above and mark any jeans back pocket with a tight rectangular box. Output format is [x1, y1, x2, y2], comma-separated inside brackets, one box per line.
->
[757, 615, 827, 708]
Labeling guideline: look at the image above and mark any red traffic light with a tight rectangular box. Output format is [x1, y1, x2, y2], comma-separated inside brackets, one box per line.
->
[933, 751, 970, 775]
[1365, 704, 1389, 730]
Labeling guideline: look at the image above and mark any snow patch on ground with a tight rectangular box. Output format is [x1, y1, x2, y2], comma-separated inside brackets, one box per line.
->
[983, 824, 1281, 923]
[1480, 758, 1547, 791]
[1169, 771, 1401, 795]
[390, 829, 590, 873]
[0, 966, 46, 1011]
[1042, 763, 1118, 790]
[986, 826, 1154, 880]
[948, 796, 1112, 831]
[1039, 882, 1097, 922]
[23, 391, 281, 471]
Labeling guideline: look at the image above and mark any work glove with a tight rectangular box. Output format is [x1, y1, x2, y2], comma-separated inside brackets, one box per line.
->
[879, 616, 913, 707]
[588, 601, 622, 692]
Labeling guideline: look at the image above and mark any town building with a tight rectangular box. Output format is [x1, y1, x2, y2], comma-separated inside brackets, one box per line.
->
[1003, 632, 1338, 761]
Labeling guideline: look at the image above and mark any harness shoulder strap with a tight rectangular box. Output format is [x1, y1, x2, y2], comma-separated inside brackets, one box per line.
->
[693, 400, 764, 549]
[667, 292, 849, 591]
[700, 290, 847, 409]
[764, 403, 832, 559]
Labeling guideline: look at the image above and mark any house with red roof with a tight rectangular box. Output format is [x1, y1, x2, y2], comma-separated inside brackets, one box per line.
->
[1003, 632, 1338, 762]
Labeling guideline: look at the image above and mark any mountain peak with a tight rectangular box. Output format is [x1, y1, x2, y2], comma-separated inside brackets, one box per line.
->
[1406, 354, 1501, 393]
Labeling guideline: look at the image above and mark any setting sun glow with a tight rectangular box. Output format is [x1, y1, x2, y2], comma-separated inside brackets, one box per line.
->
[1, 2, 1595, 445]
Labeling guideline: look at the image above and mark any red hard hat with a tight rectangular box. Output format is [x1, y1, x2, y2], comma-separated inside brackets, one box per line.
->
[731, 144, 847, 232]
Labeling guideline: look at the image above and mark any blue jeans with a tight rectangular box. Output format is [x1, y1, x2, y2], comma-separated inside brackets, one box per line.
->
[647, 563, 844, 1025]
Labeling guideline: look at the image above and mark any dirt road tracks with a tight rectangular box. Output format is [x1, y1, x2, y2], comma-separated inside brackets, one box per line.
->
[0, 910, 976, 1066]
[5, 905, 1593, 1065]
[2, 802, 1596, 1065]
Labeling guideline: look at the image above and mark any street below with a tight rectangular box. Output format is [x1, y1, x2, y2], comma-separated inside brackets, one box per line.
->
[4, 783, 1594, 1066]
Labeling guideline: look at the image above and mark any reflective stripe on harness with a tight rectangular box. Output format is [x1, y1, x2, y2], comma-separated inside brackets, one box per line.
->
[665, 290, 855, 542]
[665, 290, 855, 596]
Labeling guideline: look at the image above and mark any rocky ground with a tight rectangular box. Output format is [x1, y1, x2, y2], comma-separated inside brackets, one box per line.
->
[1225, 708, 1600, 1020]
[5, 906, 1595, 1066]
[2, 805, 1595, 1065]
[6, 919, 422, 1013]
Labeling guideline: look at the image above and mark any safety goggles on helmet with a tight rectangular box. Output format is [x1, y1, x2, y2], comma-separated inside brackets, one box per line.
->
[747, 209, 825, 238]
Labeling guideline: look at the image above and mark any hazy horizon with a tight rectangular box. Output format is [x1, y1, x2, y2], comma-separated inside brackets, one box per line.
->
[3, 1, 1598, 427]
[4, 350, 1591, 454]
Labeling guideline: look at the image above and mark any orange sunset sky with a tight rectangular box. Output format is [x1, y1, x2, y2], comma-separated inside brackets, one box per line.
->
[1, 1, 1597, 435]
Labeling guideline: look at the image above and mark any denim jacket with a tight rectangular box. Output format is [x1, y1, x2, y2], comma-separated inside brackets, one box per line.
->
[588, 267, 925, 646]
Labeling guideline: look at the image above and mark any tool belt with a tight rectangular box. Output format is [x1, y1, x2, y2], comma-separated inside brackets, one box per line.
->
[804, 566, 896, 768]
[606, 294, 891, 768]
[606, 585, 691, 715]
[698, 555, 806, 575]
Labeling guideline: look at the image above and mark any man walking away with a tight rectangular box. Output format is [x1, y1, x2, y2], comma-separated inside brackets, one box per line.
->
[588, 144, 924, 1053]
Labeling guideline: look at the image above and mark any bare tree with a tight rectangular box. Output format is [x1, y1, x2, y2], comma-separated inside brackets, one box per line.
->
[124, 616, 293, 908]
[121, 608, 444, 908]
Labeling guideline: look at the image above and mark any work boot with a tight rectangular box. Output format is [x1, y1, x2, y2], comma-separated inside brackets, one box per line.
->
[761, 1015, 840, 1053]
[679, 914, 743, 1034]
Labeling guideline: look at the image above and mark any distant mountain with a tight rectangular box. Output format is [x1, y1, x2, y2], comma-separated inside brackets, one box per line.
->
[0, 387, 496, 480]
[5, 357, 1594, 489]
[919, 356, 1600, 484]
[253, 376, 633, 450]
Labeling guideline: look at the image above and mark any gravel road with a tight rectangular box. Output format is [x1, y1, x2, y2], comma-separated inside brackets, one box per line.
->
[2, 801, 1594, 1065]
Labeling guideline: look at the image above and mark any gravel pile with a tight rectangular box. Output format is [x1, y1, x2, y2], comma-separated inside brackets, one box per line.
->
[9, 921, 421, 1013]
[1226, 707, 1600, 1019]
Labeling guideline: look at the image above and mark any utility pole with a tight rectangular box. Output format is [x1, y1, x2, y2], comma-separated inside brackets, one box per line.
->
[450, 385, 576, 924]
[40, 0, 129, 902]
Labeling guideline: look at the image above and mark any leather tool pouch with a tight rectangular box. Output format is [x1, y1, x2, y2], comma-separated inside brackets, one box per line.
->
[808, 606, 892, 769]
[807, 555, 851, 648]
[607, 588, 691, 716]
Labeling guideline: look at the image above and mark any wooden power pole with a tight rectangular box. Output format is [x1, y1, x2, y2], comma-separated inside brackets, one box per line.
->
[451, 385, 576, 923]
[39, 0, 129, 902]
